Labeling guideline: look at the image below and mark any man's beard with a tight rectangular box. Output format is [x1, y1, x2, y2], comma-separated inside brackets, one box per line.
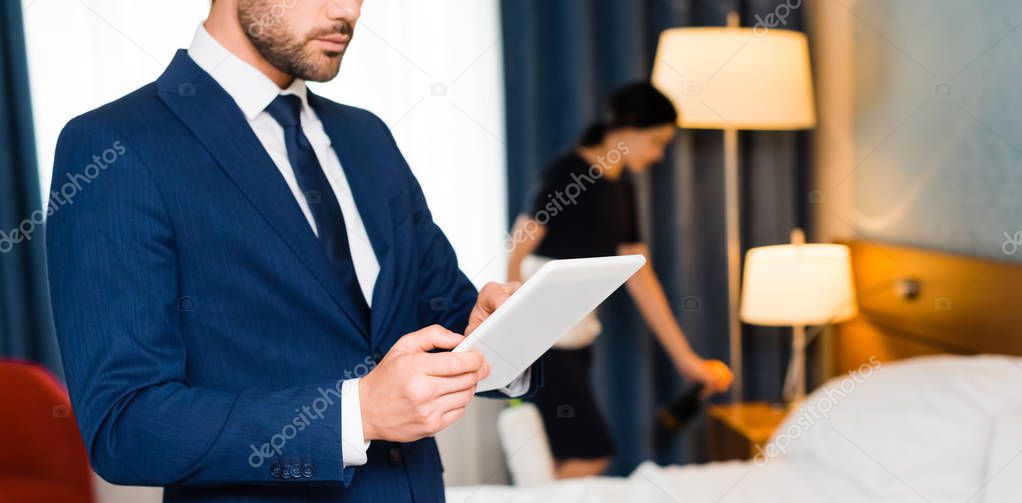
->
[238, 2, 353, 82]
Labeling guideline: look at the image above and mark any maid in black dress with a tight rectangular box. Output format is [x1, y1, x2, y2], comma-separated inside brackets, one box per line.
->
[507, 83, 733, 479]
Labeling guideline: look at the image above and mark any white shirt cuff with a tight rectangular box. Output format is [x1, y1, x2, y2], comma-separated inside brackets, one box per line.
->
[499, 369, 531, 397]
[341, 378, 370, 467]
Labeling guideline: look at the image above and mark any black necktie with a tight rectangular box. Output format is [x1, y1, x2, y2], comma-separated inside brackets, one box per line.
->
[265, 94, 370, 326]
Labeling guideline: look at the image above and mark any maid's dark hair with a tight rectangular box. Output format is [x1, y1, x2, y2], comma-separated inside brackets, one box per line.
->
[579, 82, 679, 147]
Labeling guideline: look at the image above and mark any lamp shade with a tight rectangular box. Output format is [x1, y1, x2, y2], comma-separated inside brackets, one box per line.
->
[740, 244, 858, 326]
[651, 27, 816, 130]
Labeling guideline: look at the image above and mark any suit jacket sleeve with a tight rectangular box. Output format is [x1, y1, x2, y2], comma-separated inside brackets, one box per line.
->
[368, 116, 541, 399]
[47, 118, 358, 487]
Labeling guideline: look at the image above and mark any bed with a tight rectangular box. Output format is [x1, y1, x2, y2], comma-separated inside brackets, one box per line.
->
[446, 241, 1022, 502]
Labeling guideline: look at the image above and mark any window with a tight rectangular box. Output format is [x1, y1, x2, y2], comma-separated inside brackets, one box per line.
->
[22, 0, 508, 285]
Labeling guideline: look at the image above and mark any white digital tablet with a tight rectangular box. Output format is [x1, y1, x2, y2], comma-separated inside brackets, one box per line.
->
[454, 255, 646, 391]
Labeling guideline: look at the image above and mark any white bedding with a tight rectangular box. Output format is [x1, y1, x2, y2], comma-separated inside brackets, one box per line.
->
[448, 459, 862, 503]
[447, 355, 1022, 503]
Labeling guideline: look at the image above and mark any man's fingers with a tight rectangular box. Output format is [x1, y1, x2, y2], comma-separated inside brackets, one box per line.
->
[424, 351, 484, 376]
[466, 282, 522, 336]
[479, 282, 518, 313]
[488, 281, 520, 301]
[434, 387, 476, 413]
[438, 406, 468, 431]
[400, 325, 465, 352]
[430, 372, 481, 396]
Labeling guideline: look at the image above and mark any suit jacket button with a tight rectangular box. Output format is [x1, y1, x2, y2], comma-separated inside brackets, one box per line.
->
[388, 446, 402, 465]
[302, 463, 315, 478]
[289, 463, 303, 479]
[281, 466, 292, 480]
[270, 463, 282, 478]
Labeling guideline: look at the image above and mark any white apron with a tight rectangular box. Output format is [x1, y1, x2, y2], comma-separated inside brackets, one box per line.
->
[519, 255, 603, 350]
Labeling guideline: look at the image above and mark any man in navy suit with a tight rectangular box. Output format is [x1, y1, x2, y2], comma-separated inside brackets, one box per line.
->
[46, 1, 537, 501]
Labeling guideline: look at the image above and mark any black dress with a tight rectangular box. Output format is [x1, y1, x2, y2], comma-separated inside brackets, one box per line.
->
[522, 151, 641, 460]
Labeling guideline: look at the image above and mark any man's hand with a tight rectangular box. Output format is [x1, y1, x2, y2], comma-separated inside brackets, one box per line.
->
[359, 325, 490, 443]
[465, 281, 521, 336]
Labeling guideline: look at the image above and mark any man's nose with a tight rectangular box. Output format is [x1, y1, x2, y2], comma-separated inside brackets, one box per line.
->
[326, 0, 361, 23]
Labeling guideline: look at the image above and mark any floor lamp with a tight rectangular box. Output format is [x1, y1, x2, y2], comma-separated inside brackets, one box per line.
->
[652, 14, 817, 402]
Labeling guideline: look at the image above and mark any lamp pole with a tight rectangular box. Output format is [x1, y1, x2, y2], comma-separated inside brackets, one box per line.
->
[723, 11, 743, 403]
[724, 126, 742, 403]
[782, 228, 808, 403]
[784, 324, 807, 402]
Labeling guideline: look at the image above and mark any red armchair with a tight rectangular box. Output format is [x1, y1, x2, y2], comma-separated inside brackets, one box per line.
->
[0, 359, 93, 502]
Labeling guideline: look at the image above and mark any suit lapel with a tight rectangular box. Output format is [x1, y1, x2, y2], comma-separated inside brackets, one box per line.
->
[309, 93, 397, 345]
[155, 50, 370, 338]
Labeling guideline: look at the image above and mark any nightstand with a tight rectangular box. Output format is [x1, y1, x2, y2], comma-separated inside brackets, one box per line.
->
[706, 402, 790, 462]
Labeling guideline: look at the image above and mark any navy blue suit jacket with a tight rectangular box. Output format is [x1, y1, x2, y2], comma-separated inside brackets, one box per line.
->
[46, 50, 537, 503]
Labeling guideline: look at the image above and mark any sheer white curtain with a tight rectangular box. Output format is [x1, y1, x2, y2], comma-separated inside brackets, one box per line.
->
[23, 0, 509, 492]
[22, 1, 209, 204]
[313, 0, 509, 287]
[24, 0, 508, 285]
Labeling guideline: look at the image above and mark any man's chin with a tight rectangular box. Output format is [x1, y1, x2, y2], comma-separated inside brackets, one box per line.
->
[297, 55, 344, 82]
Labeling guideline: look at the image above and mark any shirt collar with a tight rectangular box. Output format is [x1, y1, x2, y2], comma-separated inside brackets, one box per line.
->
[187, 24, 309, 121]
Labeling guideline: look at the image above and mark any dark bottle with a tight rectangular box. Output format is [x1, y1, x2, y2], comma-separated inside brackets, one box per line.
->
[656, 383, 705, 433]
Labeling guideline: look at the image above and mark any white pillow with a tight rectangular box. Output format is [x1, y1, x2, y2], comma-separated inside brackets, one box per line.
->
[978, 402, 1022, 503]
[760, 355, 1022, 502]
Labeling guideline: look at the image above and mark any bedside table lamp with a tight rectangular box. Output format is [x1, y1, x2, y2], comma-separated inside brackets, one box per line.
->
[739, 230, 857, 402]
[652, 13, 816, 401]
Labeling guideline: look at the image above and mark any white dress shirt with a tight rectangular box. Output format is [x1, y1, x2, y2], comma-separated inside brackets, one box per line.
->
[189, 25, 375, 467]
[187, 25, 528, 468]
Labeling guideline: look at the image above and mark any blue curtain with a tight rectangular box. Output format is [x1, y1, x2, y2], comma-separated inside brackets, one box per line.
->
[501, 0, 807, 474]
[0, 2, 61, 376]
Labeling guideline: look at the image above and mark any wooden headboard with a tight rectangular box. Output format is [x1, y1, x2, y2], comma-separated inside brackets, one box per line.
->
[830, 240, 1022, 376]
